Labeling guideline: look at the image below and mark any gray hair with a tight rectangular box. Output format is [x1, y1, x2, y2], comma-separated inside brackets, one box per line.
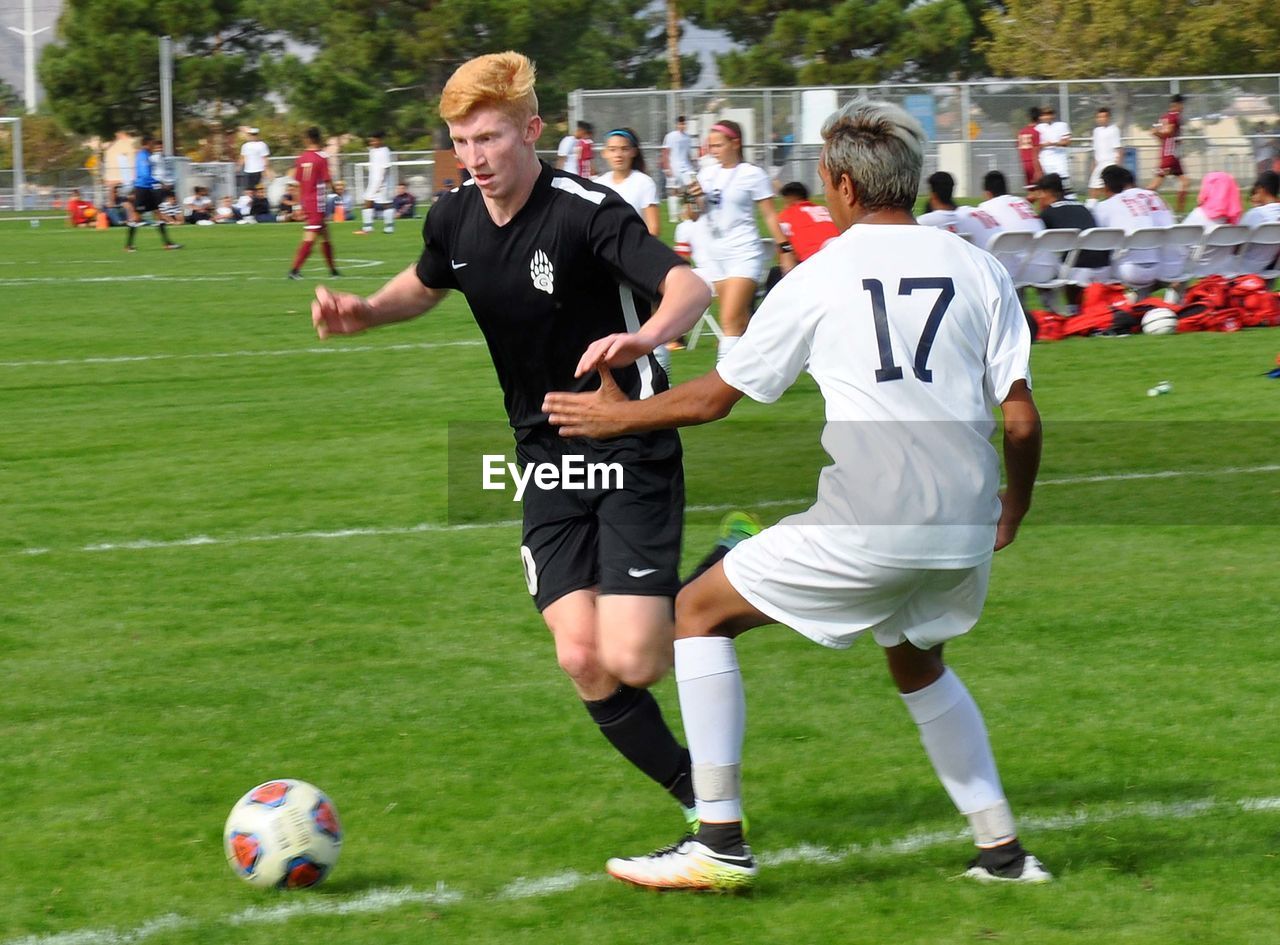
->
[820, 99, 925, 211]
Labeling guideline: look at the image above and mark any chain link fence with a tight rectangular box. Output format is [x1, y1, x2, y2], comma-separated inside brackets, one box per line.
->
[574, 74, 1280, 199]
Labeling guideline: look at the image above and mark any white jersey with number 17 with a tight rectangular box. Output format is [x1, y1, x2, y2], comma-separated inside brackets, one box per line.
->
[718, 223, 1032, 568]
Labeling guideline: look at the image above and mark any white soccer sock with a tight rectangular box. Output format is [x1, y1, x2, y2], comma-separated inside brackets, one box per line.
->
[362, 207, 374, 229]
[900, 668, 1016, 847]
[667, 195, 680, 222]
[716, 335, 739, 364]
[383, 207, 395, 228]
[675, 636, 745, 824]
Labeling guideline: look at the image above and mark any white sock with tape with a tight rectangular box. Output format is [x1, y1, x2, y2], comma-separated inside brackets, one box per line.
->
[900, 668, 1015, 846]
[675, 636, 745, 823]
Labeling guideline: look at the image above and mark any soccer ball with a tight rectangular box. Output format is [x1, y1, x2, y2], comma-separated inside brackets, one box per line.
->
[223, 779, 342, 889]
[1141, 308, 1179, 335]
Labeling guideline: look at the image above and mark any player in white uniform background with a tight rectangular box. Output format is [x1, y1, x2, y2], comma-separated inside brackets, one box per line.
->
[357, 131, 394, 235]
[1088, 107, 1123, 201]
[545, 98, 1050, 892]
[660, 115, 697, 223]
[1035, 105, 1072, 192]
[964, 171, 1056, 284]
[1093, 165, 1183, 286]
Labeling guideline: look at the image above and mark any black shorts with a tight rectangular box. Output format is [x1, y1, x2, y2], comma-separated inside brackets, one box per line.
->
[517, 433, 684, 611]
[131, 187, 161, 213]
[245, 171, 263, 189]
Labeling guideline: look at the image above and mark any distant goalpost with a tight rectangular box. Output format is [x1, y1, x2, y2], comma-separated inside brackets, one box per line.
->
[0, 116, 26, 211]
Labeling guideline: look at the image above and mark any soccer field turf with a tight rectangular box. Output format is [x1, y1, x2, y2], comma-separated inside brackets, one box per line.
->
[2, 219, 1278, 944]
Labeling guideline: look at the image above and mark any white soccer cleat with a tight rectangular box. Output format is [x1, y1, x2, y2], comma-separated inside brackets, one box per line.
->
[964, 852, 1053, 884]
[606, 837, 757, 893]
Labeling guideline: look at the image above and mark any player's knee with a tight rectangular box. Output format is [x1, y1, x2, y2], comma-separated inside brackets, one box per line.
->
[602, 646, 671, 689]
[554, 640, 602, 685]
[674, 586, 723, 638]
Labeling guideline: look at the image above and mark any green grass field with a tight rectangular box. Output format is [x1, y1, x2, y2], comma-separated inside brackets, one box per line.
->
[2, 218, 1278, 945]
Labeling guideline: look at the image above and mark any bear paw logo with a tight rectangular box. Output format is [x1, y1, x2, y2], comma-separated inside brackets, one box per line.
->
[530, 250, 555, 295]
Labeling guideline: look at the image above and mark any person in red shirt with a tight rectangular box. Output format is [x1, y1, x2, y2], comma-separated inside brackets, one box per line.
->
[1017, 107, 1043, 190]
[288, 127, 341, 280]
[1148, 93, 1189, 215]
[65, 189, 97, 227]
[759, 181, 841, 294]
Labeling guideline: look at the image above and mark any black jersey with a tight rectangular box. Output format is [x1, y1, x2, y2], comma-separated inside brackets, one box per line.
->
[416, 162, 687, 446]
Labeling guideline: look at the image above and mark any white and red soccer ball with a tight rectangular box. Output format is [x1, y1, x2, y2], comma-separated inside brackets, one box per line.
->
[223, 779, 342, 889]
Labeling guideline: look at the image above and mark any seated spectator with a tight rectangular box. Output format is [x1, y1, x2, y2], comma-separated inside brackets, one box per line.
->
[234, 189, 254, 220]
[760, 181, 840, 293]
[214, 195, 239, 223]
[917, 171, 961, 231]
[66, 189, 97, 227]
[1181, 171, 1242, 228]
[248, 185, 274, 223]
[277, 184, 301, 222]
[960, 170, 1053, 282]
[157, 188, 183, 225]
[183, 186, 214, 224]
[433, 178, 457, 202]
[1092, 165, 1166, 288]
[393, 183, 417, 219]
[325, 180, 351, 219]
[106, 184, 128, 226]
[1028, 172, 1110, 297]
[1239, 170, 1280, 275]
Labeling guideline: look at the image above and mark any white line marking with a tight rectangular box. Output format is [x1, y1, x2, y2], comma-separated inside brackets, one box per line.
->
[0, 340, 481, 369]
[4, 794, 1277, 945]
[8, 462, 1278, 560]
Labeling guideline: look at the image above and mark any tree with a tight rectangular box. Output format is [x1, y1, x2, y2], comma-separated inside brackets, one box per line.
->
[277, 0, 677, 145]
[0, 78, 21, 116]
[38, 0, 284, 142]
[689, 0, 993, 87]
[982, 0, 1280, 78]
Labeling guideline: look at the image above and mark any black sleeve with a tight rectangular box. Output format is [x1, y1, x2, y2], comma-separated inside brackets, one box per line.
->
[415, 198, 461, 290]
[587, 196, 688, 300]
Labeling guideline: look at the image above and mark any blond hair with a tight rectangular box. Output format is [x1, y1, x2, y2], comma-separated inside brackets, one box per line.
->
[439, 52, 539, 125]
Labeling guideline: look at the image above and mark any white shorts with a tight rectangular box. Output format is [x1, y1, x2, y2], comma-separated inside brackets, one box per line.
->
[363, 186, 390, 205]
[723, 523, 992, 650]
[699, 245, 765, 284]
[1088, 163, 1110, 191]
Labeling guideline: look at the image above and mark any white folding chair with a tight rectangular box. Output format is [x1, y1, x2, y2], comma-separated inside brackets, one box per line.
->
[684, 309, 723, 351]
[985, 230, 1035, 285]
[1189, 224, 1250, 278]
[1111, 227, 1167, 295]
[1159, 222, 1205, 288]
[1238, 221, 1280, 281]
[1024, 228, 1080, 312]
[1061, 227, 1124, 286]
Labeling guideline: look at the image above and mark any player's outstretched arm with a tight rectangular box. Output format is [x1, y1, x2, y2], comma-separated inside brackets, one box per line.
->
[572, 265, 712, 376]
[312, 265, 448, 339]
[995, 380, 1042, 551]
[544, 364, 743, 439]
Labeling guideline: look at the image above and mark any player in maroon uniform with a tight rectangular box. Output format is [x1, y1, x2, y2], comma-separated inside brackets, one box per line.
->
[1017, 107, 1043, 190]
[1148, 94, 1189, 215]
[288, 127, 341, 280]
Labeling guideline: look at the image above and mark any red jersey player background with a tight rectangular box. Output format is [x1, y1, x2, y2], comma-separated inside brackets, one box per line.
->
[1148, 93, 1189, 215]
[289, 126, 341, 280]
[776, 181, 840, 261]
[1017, 107, 1043, 189]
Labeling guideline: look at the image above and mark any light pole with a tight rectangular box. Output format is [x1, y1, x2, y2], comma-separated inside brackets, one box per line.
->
[7, 0, 50, 113]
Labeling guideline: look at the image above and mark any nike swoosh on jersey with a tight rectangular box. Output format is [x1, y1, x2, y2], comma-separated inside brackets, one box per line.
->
[451, 260, 468, 269]
[628, 568, 658, 578]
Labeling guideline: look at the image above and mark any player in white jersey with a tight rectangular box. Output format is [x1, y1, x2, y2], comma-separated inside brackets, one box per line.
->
[661, 116, 697, 223]
[1088, 107, 1123, 200]
[545, 98, 1050, 892]
[357, 131, 394, 235]
[917, 171, 962, 231]
[1035, 106, 1072, 192]
[1240, 171, 1280, 274]
[974, 171, 1055, 283]
[1092, 165, 1168, 287]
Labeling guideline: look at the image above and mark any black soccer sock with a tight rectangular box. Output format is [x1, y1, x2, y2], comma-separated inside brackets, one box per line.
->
[157, 223, 170, 244]
[683, 544, 730, 587]
[697, 820, 746, 854]
[125, 223, 137, 247]
[584, 685, 694, 808]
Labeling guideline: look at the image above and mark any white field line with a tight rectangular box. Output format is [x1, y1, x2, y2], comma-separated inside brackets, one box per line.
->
[4, 793, 1278, 945]
[0, 258, 389, 287]
[0, 340, 482, 369]
[9, 463, 1279, 560]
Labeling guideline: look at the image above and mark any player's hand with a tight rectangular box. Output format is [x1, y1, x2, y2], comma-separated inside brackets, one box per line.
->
[685, 180, 703, 200]
[312, 284, 373, 339]
[543, 363, 633, 439]
[573, 333, 655, 377]
[994, 492, 1027, 551]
